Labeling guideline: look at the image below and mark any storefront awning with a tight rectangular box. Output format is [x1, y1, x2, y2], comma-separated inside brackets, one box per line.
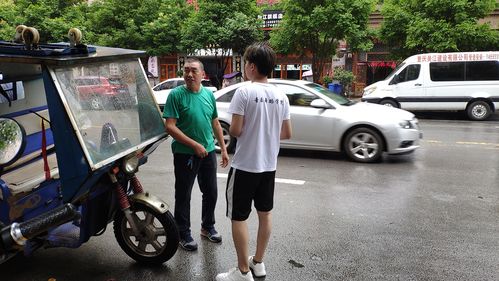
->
[367, 61, 397, 68]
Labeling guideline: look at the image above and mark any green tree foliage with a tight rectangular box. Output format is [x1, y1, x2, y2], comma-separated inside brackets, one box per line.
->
[81, 0, 188, 55]
[61, 3, 98, 45]
[332, 66, 355, 95]
[0, 119, 19, 152]
[0, 0, 87, 43]
[0, 0, 187, 56]
[257, 1, 285, 10]
[181, 0, 263, 81]
[0, 0, 19, 40]
[86, 0, 165, 51]
[270, 0, 375, 83]
[142, 1, 192, 56]
[322, 75, 332, 85]
[379, 0, 499, 59]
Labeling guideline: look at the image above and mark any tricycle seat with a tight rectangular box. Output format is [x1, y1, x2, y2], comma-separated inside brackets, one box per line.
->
[1, 153, 59, 197]
[0, 108, 59, 199]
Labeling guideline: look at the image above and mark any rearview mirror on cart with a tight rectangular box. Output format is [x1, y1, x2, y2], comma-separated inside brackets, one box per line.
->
[0, 117, 26, 167]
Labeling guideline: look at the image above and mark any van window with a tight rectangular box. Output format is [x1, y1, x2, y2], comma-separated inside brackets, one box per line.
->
[466, 61, 499, 81]
[392, 64, 420, 84]
[430, 62, 465, 81]
[385, 62, 405, 81]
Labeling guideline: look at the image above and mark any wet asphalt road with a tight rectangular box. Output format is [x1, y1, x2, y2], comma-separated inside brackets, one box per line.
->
[2, 114, 499, 281]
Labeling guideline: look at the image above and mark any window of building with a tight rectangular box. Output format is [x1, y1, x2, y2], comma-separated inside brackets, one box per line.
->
[273, 65, 282, 79]
[286, 64, 301, 80]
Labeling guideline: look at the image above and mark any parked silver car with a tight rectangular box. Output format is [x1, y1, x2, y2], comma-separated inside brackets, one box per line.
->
[215, 79, 422, 163]
[152, 77, 217, 110]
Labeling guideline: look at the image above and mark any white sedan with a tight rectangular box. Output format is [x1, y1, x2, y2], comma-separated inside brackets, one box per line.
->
[214, 79, 422, 163]
[152, 77, 217, 110]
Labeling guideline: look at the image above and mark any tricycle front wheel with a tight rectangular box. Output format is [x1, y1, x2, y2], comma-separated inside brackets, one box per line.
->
[113, 203, 179, 264]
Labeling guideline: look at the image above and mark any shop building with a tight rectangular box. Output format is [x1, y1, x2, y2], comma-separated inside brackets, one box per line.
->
[153, 0, 499, 95]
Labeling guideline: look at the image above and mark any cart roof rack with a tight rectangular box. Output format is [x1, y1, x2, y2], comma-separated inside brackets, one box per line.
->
[0, 41, 145, 66]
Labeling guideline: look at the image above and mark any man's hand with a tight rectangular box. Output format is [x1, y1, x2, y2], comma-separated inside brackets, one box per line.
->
[220, 150, 229, 168]
[194, 143, 208, 158]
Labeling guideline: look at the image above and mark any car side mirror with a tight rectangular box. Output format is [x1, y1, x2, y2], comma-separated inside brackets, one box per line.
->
[310, 99, 332, 109]
[0, 117, 26, 167]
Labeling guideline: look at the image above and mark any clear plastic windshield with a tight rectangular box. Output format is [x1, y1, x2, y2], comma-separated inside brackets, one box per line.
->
[51, 58, 165, 167]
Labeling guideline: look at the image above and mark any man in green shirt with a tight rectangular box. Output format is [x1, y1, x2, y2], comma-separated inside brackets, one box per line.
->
[163, 58, 229, 251]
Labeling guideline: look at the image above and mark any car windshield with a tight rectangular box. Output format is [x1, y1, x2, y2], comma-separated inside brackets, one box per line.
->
[108, 78, 124, 85]
[384, 62, 405, 81]
[202, 80, 213, 87]
[52, 58, 165, 168]
[303, 83, 353, 106]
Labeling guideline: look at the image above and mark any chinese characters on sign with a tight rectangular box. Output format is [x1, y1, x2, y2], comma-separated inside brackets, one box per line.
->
[259, 10, 283, 29]
[148, 56, 158, 78]
[109, 63, 120, 76]
[416, 53, 499, 63]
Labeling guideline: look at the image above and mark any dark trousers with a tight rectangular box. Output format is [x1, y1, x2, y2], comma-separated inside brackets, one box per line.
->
[173, 151, 218, 238]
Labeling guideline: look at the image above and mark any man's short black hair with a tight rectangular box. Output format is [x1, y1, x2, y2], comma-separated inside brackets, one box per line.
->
[243, 42, 276, 77]
[185, 57, 204, 71]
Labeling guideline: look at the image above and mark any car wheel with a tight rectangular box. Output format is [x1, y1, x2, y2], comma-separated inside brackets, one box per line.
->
[215, 122, 236, 153]
[467, 101, 491, 121]
[90, 95, 102, 110]
[343, 127, 384, 163]
[380, 99, 398, 108]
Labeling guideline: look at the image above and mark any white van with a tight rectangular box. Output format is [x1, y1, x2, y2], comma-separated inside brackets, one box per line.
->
[361, 51, 499, 120]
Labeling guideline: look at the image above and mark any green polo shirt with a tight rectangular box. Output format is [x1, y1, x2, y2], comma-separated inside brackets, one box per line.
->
[163, 85, 217, 154]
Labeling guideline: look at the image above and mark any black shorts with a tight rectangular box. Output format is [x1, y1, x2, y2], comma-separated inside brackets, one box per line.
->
[225, 167, 276, 221]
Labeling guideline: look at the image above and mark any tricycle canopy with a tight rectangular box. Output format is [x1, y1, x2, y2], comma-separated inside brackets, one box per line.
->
[1, 41, 166, 200]
[0, 36, 178, 266]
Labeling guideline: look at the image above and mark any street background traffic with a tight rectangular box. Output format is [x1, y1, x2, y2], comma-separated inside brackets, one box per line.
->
[2, 115, 499, 281]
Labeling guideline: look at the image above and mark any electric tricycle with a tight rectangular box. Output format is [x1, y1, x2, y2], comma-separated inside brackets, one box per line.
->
[0, 28, 179, 265]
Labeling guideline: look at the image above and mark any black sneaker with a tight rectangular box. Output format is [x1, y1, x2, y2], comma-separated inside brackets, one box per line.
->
[179, 235, 198, 251]
[200, 228, 222, 243]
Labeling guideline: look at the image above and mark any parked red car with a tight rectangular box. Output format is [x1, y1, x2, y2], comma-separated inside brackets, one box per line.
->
[74, 76, 133, 109]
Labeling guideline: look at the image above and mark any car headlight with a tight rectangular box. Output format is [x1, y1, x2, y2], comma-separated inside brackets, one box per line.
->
[399, 120, 414, 129]
[123, 153, 139, 174]
[363, 86, 376, 96]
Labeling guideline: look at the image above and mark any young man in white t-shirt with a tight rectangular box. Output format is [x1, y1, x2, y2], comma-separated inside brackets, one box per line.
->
[216, 43, 292, 281]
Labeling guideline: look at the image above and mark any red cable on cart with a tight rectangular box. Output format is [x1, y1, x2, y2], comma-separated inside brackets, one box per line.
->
[41, 119, 50, 180]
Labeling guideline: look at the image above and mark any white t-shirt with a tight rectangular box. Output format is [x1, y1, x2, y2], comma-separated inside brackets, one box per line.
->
[228, 82, 290, 173]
